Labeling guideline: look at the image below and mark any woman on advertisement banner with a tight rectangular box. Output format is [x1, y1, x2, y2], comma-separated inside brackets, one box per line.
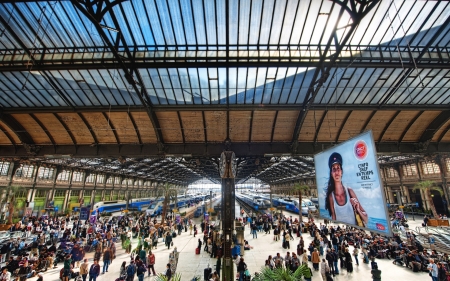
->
[325, 152, 368, 226]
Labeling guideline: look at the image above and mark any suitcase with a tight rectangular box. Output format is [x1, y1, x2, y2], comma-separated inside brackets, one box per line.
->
[297, 231, 300, 237]
[308, 255, 311, 261]
[172, 232, 177, 238]
[196, 248, 200, 255]
[204, 267, 212, 281]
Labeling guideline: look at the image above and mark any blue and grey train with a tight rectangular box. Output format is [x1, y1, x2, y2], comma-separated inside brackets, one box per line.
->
[258, 195, 314, 216]
[145, 194, 206, 217]
[236, 193, 271, 211]
[91, 197, 155, 215]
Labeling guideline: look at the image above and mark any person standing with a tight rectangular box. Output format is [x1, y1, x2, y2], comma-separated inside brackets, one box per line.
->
[237, 258, 247, 281]
[371, 264, 381, 281]
[429, 234, 436, 251]
[120, 261, 127, 278]
[344, 248, 353, 273]
[88, 260, 100, 281]
[136, 261, 146, 281]
[332, 248, 339, 274]
[428, 259, 438, 281]
[311, 248, 320, 271]
[165, 232, 172, 250]
[326, 249, 335, 276]
[164, 263, 172, 281]
[147, 251, 156, 276]
[80, 259, 89, 281]
[63, 254, 72, 281]
[126, 260, 136, 281]
[102, 247, 111, 274]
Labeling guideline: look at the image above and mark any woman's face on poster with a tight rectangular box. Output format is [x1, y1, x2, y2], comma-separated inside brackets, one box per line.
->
[331, 163, 342, 183]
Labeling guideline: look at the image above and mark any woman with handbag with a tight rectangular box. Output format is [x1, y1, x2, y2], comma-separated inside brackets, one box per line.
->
[325, 152, 368, 226]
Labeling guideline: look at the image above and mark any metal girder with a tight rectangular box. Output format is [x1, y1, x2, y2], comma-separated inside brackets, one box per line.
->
[71, 0, 165, 148]
[379, 15, 450, 107]
[1, 55, 448, 72]
[0, 13, 75, 108]
[290, 0, 381, 153]
[0, 114, 34, 145]
[419, 110, 450, 143]
[0, 142, 449, 158]
[2, 104, 450, 115]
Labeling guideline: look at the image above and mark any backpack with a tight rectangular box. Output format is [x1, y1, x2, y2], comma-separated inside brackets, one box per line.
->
[127, 264, 136, 276]
[137, 264, 146, 275]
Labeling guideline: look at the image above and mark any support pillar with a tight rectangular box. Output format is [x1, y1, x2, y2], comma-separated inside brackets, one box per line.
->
[220, 150, 236, 281]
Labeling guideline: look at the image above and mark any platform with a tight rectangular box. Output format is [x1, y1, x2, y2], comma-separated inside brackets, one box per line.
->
[37, 207, 429, 281]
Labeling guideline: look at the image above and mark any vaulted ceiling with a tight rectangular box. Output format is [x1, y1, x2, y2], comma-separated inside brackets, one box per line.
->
[0, 0, 449, 185]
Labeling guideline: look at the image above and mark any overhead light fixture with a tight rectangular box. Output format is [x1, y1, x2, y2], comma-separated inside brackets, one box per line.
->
[100, 24, 119, 33]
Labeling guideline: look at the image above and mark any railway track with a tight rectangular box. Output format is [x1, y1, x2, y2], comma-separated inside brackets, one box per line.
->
[235, 196, 264, 217]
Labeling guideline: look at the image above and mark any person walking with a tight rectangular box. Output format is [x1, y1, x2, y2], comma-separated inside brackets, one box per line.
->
[353, 247, 359, 266]
[80, 259, 89, 281]
[320, 258, 330, 281]
[88, 260, 100, 281]
[147, 251, 156, 276]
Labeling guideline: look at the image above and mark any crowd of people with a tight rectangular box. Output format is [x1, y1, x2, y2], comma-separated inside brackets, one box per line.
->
[1, 203, 447, 281]
[0, 210, 198, 281]
[236, 210, 445, 281]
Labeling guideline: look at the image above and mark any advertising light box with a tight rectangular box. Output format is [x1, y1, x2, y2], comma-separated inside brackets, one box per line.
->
[314, 130, 391, 235]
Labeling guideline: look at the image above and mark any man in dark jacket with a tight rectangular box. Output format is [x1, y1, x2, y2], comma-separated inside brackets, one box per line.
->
[102, 248, 111, 274]
[89, 259, 100, 281]
[326, 249, 335, 276]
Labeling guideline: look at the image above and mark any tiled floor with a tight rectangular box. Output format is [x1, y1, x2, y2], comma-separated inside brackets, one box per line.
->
[37, 205, 430, 281]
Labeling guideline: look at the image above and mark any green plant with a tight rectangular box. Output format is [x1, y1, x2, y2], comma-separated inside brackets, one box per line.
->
[154, 272, 182, 281]
[251, 265, 306, 281]
[413, 180, 443, 218]
[293, 183, 310, 223]
[5, 186, 26, 225]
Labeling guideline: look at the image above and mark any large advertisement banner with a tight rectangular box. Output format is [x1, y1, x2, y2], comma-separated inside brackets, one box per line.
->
[314, 130, 391, 235]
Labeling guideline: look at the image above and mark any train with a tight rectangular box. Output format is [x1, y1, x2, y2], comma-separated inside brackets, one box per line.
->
[236, 193, 271, 210]
[239, 193, 316, 215]
[145, 193, 213, 217]
[91, 197, 155, 215]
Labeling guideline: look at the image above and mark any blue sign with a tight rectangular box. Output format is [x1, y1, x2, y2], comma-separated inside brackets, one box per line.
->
[80, 207, 89, 220]
[54, 207, 59, 212]
[415, 202, 419, 208]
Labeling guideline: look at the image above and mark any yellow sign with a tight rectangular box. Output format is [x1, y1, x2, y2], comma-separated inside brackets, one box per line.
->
[399, 206, 404, 209]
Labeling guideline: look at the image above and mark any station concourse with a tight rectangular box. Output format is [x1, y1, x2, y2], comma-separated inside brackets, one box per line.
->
[0, 1, 450, 281]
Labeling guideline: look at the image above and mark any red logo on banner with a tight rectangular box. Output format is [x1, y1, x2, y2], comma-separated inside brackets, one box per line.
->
[376, 223, 386, 231]
[354, 140, 368, 160]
